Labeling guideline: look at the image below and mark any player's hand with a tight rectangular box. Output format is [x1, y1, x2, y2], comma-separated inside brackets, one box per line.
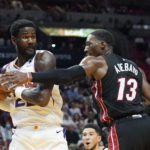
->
[0, 77, 12, 92]
[0, 84, 12, 93]
[0, 71, 28, 90]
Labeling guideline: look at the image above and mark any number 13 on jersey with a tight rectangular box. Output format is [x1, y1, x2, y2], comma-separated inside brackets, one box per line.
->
[117, 78, 138, 102]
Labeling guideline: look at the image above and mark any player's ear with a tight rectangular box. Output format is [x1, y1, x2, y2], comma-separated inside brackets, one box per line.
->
[100, 41, 106, 50]
[11, 36, 17, 46]
[97, 135, 101, 143]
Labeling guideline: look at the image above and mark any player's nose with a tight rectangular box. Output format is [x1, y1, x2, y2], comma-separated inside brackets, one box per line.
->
[28, 37, 34, 43]
[84, 48, 89, 55]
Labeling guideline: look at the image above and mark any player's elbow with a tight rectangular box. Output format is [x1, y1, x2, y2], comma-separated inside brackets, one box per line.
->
[37, 98, 49, 107]
[36, 96, 49, 107]
[39, 102, 48, 107]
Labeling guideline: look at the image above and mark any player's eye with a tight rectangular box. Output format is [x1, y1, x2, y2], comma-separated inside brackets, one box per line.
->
[22, 37, 28, 40]
[31, 36, 36, 39]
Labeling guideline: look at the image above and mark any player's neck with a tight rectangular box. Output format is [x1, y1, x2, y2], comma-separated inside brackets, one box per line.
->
[90, 145, 103, 150]
[95, 145, 104, 150]
[16, 56, 30, 67]
[99, 146, 105, 150]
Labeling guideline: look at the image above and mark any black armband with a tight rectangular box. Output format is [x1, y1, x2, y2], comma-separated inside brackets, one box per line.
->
[31, 65, 86, 85]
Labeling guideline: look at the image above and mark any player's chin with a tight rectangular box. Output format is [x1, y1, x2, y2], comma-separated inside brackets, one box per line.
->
[25, 51, 35, 59]
[27, 49, 35, 55]
[84, 143, 92, 149]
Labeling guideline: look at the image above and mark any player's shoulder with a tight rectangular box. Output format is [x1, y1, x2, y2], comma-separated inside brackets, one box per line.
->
[36, 50, 54, 56]
[80, 56, 105, 66]
[80, 55, 103, 63]
[1, 59, 17, 73]
[35, 50, 56, 70]
[35, 50, 55, 60]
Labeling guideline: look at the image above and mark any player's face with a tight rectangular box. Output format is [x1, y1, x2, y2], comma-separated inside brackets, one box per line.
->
[82, 128, 101, 150]
[14, 27, 36, 59]
[84, 34, 104, 57]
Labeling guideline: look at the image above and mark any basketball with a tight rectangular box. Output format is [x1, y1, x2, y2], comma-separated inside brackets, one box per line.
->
[0, 91, 8, 101]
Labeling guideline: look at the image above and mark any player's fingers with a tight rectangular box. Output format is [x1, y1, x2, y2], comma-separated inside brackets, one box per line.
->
[0, 71, 16, 82]
[8, 80, 23, 91]
[0, 74, 15, 85]
[0, 75, 8, 83]
[7, 72, 24, 84]
[1, 80, 13, 86]
[0, 85, 11, 92]
[1, 75, 18, 86]
[8, 83, 20, 91]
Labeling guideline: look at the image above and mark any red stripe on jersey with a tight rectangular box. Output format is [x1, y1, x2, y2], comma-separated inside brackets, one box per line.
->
[91, 80, 113, 123]
[108, 125, 119, 150]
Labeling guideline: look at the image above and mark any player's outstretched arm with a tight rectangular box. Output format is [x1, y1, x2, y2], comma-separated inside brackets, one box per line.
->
[31, 65, 86, 84]
[0, 65, 86, 87]
[0, 56, 101, 87]
[30, 55, 101, 83]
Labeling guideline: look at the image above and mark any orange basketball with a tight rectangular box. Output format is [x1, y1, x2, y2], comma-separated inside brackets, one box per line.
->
[0, 91, 8, 101]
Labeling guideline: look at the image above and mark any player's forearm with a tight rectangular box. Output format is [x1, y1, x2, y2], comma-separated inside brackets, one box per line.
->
[31, 65, 86, 85]
[22, 88, 42, 106]
[15, 86, 50, 107]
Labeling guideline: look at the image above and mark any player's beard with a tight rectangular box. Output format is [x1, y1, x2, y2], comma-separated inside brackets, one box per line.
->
[18, 45, 36, 60]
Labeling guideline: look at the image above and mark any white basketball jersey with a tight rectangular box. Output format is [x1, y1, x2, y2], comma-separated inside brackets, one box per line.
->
[4, 50, 63, 126]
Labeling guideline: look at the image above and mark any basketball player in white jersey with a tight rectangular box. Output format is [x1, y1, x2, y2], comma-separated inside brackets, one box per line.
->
[0, 19, 68, 150]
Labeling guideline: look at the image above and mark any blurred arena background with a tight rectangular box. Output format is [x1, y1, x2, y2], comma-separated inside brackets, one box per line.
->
[0, 0, 150, 149]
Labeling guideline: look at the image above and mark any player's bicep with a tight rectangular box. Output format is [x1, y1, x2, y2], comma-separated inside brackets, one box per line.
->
[35, 50, 55, 89]
[22, 51, 55, 106]
[80, 62, 96, 79]
[79, 56, 100, 79]
[36, 51, 55, 94]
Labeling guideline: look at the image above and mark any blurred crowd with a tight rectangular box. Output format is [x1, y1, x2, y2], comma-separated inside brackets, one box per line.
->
[0, 0, 150, 28]
[0, 0, 149, 15]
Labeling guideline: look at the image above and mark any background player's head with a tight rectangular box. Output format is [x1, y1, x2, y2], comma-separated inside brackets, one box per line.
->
[82, 123, 102, 150]
[10, 19, 37, 59]
[84, 29, 114, 56]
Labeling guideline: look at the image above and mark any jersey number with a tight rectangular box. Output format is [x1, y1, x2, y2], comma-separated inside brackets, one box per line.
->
[117, 78, 137, 102]
[15, 98, 34, 107]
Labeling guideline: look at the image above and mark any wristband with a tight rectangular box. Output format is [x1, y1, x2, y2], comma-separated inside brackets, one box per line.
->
[15, 87, 26, 99]
[27, 72, 32, 82]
